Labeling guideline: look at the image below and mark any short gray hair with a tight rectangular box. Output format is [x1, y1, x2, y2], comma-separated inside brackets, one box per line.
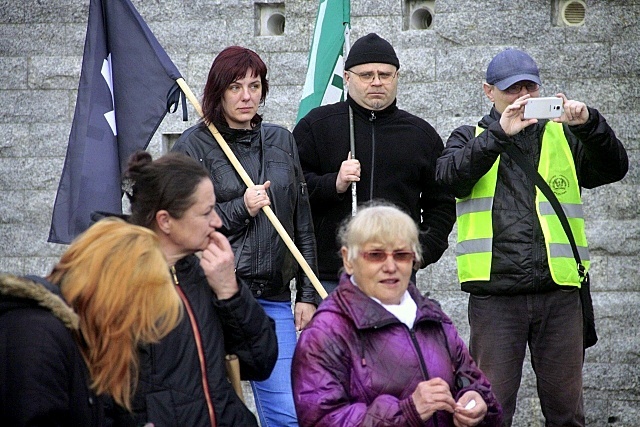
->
[338, 202, 422, 264]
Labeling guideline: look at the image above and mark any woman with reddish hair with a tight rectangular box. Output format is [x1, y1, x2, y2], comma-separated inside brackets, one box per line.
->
[0, 218, 182, 426]
[172, 46, 319, 426]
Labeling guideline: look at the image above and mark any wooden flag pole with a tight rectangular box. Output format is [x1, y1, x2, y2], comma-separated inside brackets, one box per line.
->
[176, 78, 327, 299]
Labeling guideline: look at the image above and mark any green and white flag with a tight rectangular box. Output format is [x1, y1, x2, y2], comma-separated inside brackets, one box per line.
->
[296, 0, 350, 123]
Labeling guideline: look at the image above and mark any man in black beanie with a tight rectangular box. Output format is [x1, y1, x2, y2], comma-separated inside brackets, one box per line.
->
[293, 33, 455, 293]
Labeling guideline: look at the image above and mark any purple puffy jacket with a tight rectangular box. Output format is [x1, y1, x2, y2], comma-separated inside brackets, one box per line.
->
[292, 274, 502, 426]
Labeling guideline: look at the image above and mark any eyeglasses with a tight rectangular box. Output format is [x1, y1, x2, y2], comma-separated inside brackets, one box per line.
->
[503, 82, 540, 94]
[347, 70, 397, 84]
[360, 250, 415, 263]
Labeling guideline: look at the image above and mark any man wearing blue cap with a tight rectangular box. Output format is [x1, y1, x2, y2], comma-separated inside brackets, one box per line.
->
[294, 33, 455, 293]
[436, 48, 628, 426]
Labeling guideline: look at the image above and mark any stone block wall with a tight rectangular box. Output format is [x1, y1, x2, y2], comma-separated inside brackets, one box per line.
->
[0, 0, 637, 425]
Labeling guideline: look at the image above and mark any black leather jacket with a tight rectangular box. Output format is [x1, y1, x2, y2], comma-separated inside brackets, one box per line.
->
[173, 121, 319, 305]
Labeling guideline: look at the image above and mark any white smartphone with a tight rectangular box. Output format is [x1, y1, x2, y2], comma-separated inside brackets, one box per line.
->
[523, 97, 563, 119]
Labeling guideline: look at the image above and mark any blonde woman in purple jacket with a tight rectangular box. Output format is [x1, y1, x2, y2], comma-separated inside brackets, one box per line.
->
[292, 203, 501, 427]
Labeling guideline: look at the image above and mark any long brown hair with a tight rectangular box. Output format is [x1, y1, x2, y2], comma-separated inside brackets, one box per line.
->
[47, 218, 182, 410]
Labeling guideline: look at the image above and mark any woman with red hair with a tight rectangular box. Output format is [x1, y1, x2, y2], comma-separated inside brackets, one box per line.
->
[0, 218, 182, 426]
[172, 46, 319, 426]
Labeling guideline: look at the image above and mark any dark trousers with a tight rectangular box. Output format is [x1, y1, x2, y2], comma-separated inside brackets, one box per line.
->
[468, 288, 585, 427]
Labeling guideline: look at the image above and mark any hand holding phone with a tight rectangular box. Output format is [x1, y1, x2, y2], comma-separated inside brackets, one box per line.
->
[523, 97, 563, 119]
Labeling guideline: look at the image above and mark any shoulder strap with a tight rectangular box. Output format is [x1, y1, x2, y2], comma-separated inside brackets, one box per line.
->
[503, 142, 587, 283]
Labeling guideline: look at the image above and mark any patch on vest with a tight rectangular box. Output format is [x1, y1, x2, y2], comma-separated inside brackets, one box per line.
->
[549, 175, 569, 195]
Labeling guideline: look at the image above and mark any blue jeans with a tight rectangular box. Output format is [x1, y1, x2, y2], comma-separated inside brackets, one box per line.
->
[251, 299, 298, 427]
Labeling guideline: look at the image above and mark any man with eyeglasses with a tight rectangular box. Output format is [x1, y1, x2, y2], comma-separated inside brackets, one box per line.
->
[293, 33, 455, 294]
[436, 48, 628, 426]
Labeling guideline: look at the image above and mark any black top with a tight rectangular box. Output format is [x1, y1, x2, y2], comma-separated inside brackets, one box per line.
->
[293, 96, 456, 280]
[129, 254, 278, 426]
[0, 274, 104, 426]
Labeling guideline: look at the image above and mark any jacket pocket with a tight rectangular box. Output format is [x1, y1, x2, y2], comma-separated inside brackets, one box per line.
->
[212, 163, 242, 201]
[266, 160, 293, 191]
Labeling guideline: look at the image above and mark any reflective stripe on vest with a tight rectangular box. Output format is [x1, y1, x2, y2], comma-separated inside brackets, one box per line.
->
[455, 126, 498, 282]
[455, 123, 589, 286]
[536, 122, 589, 286]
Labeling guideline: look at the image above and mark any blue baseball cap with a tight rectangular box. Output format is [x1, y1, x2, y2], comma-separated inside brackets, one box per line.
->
[486, 49, 541, 90]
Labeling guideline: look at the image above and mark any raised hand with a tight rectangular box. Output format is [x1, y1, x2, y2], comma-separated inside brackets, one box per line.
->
[554, 93, 589, 125]
[499, 94, 538, 136]
[200, 231, 238, 300]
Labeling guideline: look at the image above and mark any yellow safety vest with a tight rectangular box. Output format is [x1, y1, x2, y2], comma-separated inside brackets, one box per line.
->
[455, 123, 589, 286]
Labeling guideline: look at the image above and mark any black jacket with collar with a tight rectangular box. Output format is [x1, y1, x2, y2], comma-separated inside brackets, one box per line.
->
[293, 96, 456, 280]
[0, 274, 104, 426]
[172, 121, 319, 304]
[130, 254, 278, 427]
[436, 107, 628, 295]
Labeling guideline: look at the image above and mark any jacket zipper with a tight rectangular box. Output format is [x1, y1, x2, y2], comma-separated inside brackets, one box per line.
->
[528, 132, 543, 292]
[409, 329, 440, 427]
[369, 111, 376, 199]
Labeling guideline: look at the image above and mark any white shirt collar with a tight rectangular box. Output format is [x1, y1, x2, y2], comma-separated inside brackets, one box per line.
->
[350, 276, 417, 328]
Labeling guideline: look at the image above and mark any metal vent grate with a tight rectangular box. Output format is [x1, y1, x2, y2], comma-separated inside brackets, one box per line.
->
[562, 0, 586, 26]
[257, 3, 285, 36]
[403, 0, 436, 31]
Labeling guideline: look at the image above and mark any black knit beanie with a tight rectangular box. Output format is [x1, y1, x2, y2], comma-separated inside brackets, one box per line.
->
[344, 33, 400, 70]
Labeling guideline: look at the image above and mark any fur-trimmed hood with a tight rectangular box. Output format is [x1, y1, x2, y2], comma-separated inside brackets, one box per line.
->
[0, 274, 79, 329]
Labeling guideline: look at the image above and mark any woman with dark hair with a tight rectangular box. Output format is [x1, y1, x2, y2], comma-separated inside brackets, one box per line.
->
[0, 218, 182, 426]
[172, 46, 319, 426]
[123, 151, 278, 426]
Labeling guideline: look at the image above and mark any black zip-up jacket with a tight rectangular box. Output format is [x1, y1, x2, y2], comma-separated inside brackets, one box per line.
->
[130, 254, 278, 427]
[436, 106, 628, 295]
[173, 121, 319, 304]
[293, 96, 456, 280]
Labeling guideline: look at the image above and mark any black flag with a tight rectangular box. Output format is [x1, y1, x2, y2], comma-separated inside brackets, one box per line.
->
[48, 0, 182, 244]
